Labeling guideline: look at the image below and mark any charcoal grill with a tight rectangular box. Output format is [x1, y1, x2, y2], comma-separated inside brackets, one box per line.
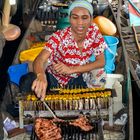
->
[18, 87, 114, 130]
[31, 117, 104, 140]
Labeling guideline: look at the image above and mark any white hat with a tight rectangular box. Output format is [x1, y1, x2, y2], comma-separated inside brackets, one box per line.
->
[68, 0, 93, 16]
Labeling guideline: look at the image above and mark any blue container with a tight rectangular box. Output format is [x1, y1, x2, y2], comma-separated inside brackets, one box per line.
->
[104, 35, 119, 73]
[8, 63, 28, 85]
[89, 36, 119, 73]
[104, 60, 115, 73]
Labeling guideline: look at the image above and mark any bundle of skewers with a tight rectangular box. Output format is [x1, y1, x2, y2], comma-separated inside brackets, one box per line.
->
[19, 87, 113, 111]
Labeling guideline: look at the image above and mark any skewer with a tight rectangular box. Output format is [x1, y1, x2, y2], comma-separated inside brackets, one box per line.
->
[42, 101, 57, 118]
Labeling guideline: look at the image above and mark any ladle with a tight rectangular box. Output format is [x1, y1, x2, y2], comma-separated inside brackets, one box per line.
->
[0, 0, 21, 41]
[1, 24, 21, 41]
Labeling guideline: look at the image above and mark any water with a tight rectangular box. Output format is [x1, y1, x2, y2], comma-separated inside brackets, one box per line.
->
[132, 80, 140, 140]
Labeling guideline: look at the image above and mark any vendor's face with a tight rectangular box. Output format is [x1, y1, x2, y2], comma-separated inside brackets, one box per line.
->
[70, 7, 92, 37]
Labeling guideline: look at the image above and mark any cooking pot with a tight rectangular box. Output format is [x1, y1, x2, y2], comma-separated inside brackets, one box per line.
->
[92, 0, 109, 15]
[56, 7, 70, 30]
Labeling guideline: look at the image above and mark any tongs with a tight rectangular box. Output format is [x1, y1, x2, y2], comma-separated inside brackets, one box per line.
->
[42, 101, 57, 119]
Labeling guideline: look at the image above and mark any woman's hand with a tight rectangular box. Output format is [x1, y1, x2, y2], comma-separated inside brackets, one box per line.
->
[31, 73, 47, 101]
[52, 62, 73, 75]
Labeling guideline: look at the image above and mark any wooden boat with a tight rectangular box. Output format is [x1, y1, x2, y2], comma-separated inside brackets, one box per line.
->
[116, 0, 140, 92]
[2, 0, 133, 139]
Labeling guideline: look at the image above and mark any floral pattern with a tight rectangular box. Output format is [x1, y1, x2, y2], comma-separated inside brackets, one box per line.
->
[44, 23, 107, 86]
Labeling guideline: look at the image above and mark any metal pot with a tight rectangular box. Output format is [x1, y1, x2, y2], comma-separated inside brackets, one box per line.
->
[92, 0, 109, 15]
[56, 7, 70, 29]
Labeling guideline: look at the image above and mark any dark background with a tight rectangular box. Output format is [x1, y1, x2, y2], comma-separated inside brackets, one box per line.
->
[0, 1, 27, 139]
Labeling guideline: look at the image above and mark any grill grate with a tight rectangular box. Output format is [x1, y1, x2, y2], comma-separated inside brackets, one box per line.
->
[60, 123, 97, 140]
[31, 118, 103, 140]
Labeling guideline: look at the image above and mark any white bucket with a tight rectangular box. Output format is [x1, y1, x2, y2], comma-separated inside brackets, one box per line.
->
[105, 74, 124, 89]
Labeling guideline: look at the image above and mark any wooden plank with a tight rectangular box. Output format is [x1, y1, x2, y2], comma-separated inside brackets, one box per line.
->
[122, 26, 140, 34]
[123, 36, 140, 43]
[132, 25, 140, 58]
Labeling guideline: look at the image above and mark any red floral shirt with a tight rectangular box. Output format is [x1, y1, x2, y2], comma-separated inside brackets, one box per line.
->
[44, 23, 107, 86]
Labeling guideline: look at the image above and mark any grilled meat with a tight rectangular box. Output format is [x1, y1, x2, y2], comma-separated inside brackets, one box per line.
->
[35, 114, 93, 140]
[69, 115, 93, 131]
[35, 118, 62, 140]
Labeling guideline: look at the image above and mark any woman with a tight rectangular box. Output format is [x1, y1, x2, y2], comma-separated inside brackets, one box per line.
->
[22, 0, 107, 101]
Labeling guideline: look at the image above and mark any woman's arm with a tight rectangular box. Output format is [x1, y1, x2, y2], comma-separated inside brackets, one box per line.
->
[33, 49, 50, 75]
[73, 53, 105, 73]
[53, 53, 105, 75]
[32, 49, 51, 101]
